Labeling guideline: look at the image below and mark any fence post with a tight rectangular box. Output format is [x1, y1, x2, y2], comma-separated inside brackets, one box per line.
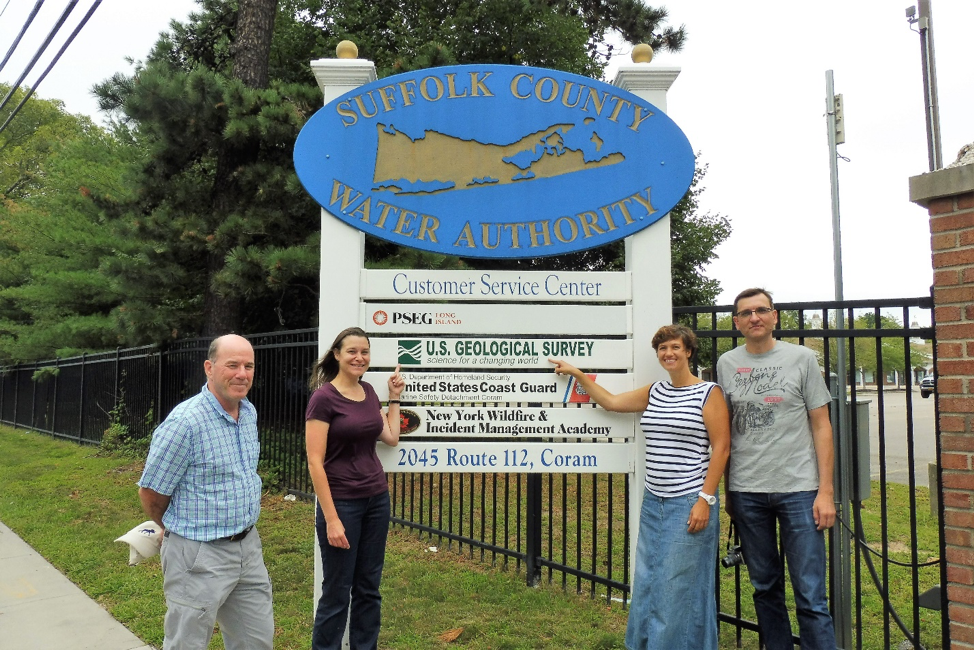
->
[12, 364, 18, 426]
[525, 473, 543, 587]
[156, 344, 164, 428]
[30, 362, 37, 431]
[0, 366, 5, 425]
[78, 352, 86, 441]
[52, 358, 59, 434]
[114, 347, 121, 418]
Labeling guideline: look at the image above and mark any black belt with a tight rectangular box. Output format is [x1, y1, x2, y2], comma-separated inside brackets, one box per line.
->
[218, 526, 253, 542]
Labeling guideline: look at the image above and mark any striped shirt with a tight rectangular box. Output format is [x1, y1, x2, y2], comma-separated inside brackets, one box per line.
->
[138, 385, 262, 541]
[639, 381, 716, 497]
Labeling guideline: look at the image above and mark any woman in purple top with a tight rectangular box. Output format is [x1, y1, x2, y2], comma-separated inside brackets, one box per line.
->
[305, 326, 405, 650]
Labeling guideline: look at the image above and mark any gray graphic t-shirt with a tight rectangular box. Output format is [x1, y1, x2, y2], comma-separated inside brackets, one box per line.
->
[717, 341, 832, 492]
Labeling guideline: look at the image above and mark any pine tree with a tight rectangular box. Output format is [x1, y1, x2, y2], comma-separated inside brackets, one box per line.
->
[95, 1, 323, 341]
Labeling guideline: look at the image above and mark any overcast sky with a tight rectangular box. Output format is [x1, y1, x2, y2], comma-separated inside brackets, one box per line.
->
[2, 0, 971, 309]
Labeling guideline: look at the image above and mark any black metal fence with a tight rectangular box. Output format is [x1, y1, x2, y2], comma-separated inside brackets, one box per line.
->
[0, 297, 946, 648]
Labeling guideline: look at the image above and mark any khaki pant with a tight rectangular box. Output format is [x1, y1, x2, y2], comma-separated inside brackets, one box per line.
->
[160, 528, 274, 650]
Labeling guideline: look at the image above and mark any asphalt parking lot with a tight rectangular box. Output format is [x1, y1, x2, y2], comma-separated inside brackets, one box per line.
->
[843, 387, 937, 489]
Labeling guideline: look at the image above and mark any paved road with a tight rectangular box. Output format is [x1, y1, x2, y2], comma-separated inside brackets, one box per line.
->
[843, 388, 937, 489]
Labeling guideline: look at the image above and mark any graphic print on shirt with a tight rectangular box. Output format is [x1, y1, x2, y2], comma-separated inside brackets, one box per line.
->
[731, 365, 785, 438]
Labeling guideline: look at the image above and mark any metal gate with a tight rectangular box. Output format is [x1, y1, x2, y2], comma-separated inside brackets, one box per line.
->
[677, 296, 945, 649]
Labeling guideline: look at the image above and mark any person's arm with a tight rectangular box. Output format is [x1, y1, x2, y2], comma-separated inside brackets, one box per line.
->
[809, 404, 836, 530]
[306, 419, 349, 549]
[137, 416, 191, 534]
[138, 487, 170, 531]
[688, 386, 731, 533]
[716, 360, 734, 518]
[380, 365, 404, 446]
[548, 358, 650, 413]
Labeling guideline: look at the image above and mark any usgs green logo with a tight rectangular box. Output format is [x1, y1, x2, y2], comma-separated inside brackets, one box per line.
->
[295, 64, 694, 259]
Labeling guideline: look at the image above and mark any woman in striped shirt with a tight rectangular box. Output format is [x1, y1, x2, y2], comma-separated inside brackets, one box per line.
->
[550, 324, 730, 650]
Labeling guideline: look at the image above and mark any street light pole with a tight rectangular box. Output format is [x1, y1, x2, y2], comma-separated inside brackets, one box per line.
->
[826, 69, 852, 650]
[907, 0, 943, 171]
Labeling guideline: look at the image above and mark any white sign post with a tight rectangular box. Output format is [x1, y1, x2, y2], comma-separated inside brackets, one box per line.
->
[614, 62, 682, 589]
[310, 55, 376, 649]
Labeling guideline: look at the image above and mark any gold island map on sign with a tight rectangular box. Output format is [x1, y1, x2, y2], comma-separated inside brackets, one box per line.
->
[372, 118, 626, 195]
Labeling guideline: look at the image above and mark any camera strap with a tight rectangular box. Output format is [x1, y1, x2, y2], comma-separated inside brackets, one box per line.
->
[725, 520, 736, 552]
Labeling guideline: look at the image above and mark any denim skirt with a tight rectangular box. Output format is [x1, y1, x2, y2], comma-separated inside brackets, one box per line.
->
[624, 490, 719, 650]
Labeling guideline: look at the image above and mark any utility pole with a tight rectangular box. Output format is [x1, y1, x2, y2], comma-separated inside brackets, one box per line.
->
[826, 69, 852, 650]
[906, 0, 943, 171]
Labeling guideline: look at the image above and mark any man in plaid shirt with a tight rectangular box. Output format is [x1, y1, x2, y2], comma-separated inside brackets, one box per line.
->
[138, 334, 273, 650]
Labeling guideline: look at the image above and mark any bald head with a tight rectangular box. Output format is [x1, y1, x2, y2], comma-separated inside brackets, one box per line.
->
[208, 334, 251, 362]
[204, 335, 255, 414]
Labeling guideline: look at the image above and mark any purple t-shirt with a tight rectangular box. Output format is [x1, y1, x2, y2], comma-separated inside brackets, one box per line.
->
[305, 381, 388, 499]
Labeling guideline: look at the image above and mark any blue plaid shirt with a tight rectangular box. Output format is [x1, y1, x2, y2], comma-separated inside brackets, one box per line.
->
[139, 385, 262, 541]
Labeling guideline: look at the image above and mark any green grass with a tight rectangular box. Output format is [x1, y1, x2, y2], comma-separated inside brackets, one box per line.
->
[0, 425, 945, 649]
[0, 427, 631, 649]
[390, 470, 946, 649]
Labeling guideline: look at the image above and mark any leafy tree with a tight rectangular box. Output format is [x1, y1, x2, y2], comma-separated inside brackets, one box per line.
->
[303, 0, 684, 78]
[846, 313, 929, 385]
[0, 84, 89, 199]
[0, 102, 130, 361]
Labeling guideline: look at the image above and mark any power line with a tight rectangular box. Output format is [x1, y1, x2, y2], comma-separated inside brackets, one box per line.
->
[0, 0, 13, 21]
[0, 0, 46, 76]
[0, 0, 78, 114]
[0, 0, 102, 137]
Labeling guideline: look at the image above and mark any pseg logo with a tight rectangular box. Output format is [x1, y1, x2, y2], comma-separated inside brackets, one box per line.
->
[371, 311, 462, 326]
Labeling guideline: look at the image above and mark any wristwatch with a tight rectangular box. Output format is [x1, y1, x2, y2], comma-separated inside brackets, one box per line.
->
[698, 491, 717, 506]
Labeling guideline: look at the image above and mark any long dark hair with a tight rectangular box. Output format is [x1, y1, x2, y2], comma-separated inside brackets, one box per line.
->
[308, 327, 370, 390]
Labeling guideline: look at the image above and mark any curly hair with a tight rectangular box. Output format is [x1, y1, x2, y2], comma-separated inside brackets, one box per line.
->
[651, 324, 699, 359]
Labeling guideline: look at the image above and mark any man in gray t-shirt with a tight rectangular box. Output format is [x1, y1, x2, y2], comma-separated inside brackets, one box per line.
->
[717, 288, 836, 650]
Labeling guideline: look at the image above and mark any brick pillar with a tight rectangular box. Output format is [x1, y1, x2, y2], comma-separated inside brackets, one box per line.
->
[911, 158, 974, 648]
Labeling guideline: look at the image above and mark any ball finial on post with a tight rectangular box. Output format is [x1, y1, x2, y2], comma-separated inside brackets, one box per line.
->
[336, 40, 359, 59]
[631, 43, 654, 64]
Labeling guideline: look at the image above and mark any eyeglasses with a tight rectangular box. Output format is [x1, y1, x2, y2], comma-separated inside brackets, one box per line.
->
[734, 307, 775, 318]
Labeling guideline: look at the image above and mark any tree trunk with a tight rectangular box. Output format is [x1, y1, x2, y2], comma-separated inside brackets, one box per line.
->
[233, 0, 278, 89]
[203, 252, 243, 336]
[203, 0, 279, 335]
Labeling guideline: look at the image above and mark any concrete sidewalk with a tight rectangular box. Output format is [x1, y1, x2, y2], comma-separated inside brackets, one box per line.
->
[0, 520, 154, 650]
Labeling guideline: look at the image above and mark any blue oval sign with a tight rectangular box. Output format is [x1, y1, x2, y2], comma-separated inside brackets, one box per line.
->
[294, 64, 694, 259]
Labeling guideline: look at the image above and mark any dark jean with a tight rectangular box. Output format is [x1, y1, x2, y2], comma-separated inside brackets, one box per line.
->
[729, 490, 836, 650]
[313, 491, 391, 650]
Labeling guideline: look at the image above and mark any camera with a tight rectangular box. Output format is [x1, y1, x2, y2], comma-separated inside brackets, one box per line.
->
[721, 545, 745, 568]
